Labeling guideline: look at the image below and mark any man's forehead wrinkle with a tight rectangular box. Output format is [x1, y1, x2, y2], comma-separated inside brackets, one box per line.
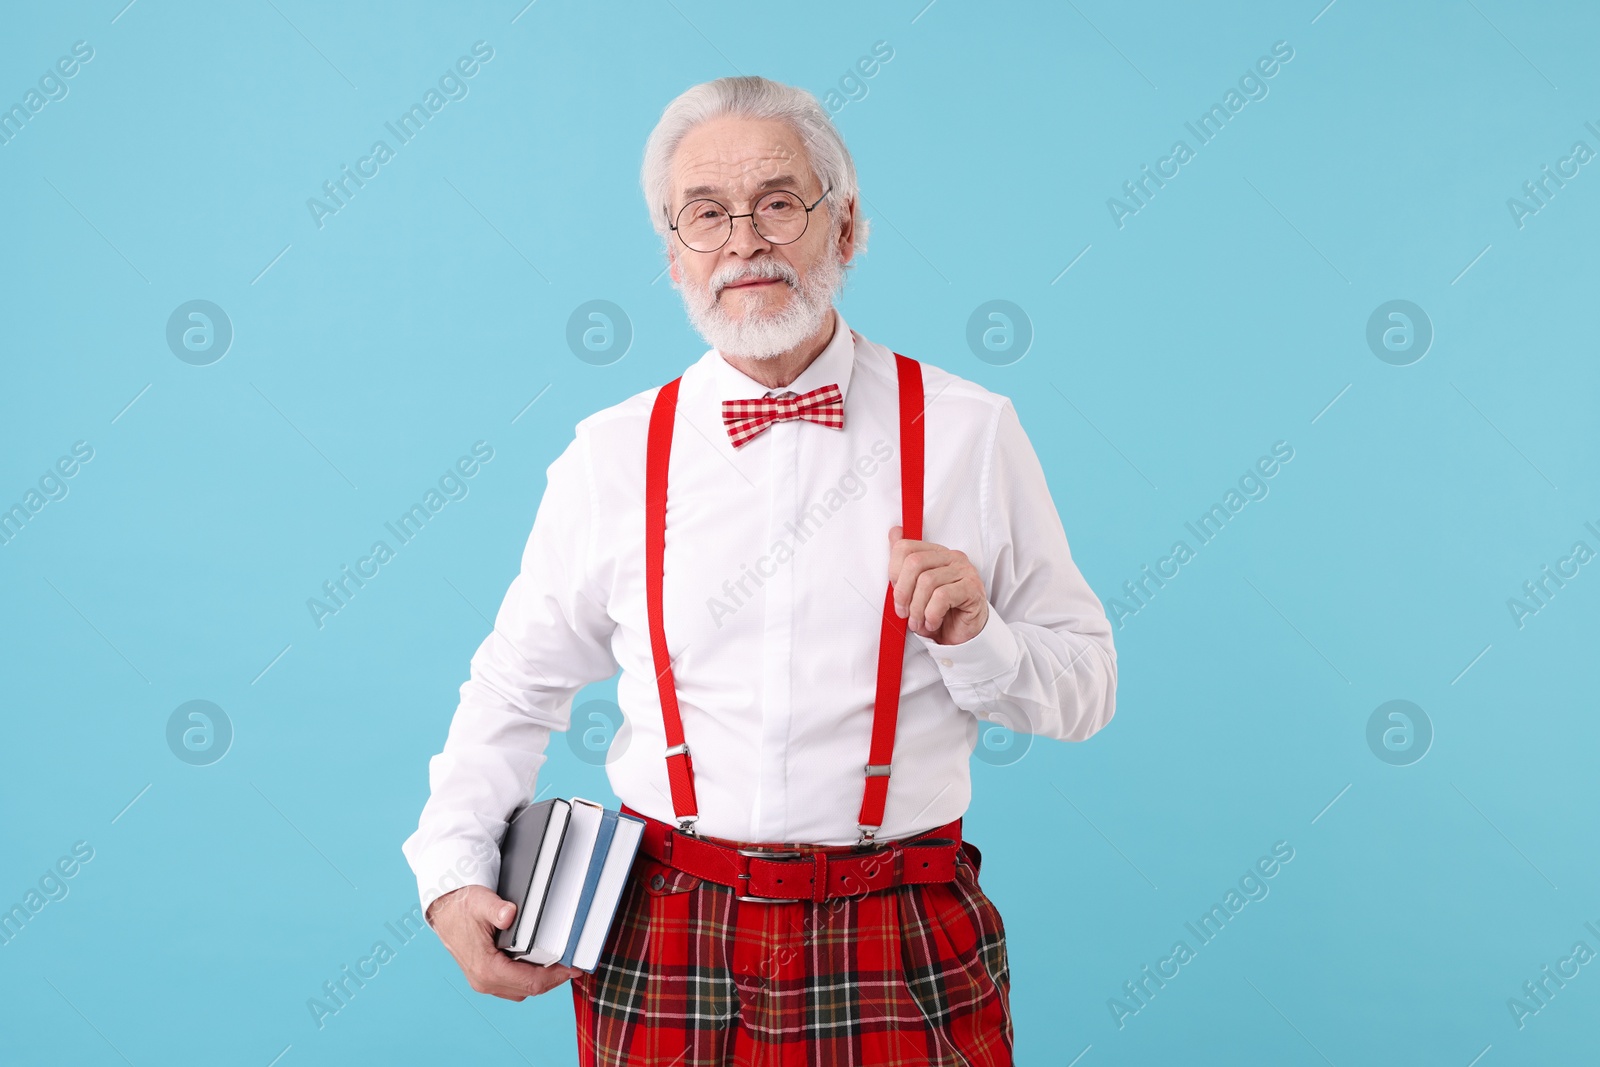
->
[681, 177, 802, 204]
[681, 151, 800, 188]
[673, 131, 811, 200]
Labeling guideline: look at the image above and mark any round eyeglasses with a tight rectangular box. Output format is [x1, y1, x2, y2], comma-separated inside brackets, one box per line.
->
[669, 185, 833, 253]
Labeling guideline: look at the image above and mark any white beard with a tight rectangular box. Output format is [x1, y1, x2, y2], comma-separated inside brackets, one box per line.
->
[676, 243, 846, 361]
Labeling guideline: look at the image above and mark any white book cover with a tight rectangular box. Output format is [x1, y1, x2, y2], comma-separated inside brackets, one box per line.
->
[508, 802, 571, 953]
[571, 815, 645, 972]
[517, 798, 604, 965]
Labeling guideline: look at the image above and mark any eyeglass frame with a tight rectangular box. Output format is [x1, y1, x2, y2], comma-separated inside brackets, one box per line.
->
[667, 183, 834, 253]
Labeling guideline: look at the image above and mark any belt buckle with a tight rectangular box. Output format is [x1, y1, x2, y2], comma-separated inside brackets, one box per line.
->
[734, 845, 808, 903]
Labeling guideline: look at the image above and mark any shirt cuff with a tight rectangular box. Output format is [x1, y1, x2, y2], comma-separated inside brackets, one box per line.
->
[914, 599, 1021, 699]
[407, 841, 501, 923]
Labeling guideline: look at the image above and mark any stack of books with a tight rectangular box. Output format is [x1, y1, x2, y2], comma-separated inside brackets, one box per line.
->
[493, 797, 645, 972]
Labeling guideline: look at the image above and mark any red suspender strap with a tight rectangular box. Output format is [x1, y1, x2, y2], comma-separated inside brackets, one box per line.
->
[645, 376, 700, 829]
[643, 354, 925, 841]
[856, 353, 925, 840]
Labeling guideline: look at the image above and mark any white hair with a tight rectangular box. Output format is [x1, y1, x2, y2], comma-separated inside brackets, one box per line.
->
[640, 75, 869, 255]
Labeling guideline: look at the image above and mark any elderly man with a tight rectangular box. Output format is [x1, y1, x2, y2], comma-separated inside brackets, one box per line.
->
[403, 75, 1117, 1066]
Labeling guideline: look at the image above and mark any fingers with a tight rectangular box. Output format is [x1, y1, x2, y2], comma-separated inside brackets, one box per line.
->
[906, 564, 968, 634]
[887, 525, 916, 581]
[926, 578, 990, 636]
[468, 951, 583, 1001]
[890, 542, 926, 613]
[443, 892, 513, 970]
[431, 884, 511, 934]
[441, 887, 582, 1001]
[892, 547, 954, 620]
[471, 890, 517, 931]
[888, 527, 986, 639]
[449, 885, 518, 935]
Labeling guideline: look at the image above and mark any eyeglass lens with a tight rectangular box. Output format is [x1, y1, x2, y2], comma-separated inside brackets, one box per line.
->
[675, 190, 811, 252]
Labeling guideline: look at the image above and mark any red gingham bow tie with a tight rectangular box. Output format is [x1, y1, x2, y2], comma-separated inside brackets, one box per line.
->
[721, 383, 845, 449]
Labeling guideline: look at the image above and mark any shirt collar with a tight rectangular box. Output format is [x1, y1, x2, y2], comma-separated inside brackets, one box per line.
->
[708, 308, 858, 403]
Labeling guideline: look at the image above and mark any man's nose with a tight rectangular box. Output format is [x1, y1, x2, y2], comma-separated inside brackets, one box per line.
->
[724, 213, 772, 257]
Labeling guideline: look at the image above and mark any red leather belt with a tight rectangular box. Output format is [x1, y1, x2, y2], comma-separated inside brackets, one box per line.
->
[622, 803, 964, 903]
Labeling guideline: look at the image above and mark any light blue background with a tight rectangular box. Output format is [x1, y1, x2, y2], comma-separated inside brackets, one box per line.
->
[3, 1, 1597, 1064]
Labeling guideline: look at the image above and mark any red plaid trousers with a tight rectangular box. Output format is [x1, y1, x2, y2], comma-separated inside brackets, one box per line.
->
[571, 838, 1013, 1066]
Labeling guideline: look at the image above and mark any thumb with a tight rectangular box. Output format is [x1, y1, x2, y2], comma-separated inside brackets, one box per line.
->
[483, 894, 517, 930]
[888, 524, 902, 542]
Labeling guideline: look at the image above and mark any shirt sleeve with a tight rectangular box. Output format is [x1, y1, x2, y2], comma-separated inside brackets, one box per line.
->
[913, 398, 1118, 742]
[400, 429, 619, 918]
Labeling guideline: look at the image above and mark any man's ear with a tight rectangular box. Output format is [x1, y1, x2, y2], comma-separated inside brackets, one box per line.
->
[667, 244, 683, 285]
[836, 200, 858, 266]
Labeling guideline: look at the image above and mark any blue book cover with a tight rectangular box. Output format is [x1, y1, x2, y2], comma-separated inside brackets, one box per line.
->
[560, 808, 619, 967]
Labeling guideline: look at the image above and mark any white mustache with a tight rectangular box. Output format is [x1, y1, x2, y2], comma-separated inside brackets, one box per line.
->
[713, 259, 797, 296]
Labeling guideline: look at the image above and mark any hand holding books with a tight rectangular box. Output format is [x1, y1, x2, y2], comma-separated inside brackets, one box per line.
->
[425, 884, 582, 1002]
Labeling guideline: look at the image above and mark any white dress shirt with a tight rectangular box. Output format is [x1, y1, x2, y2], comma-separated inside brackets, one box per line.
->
[402, 309, 1117, 913]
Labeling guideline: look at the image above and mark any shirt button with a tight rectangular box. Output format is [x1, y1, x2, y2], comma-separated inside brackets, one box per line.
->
[650, 873, 666, 890]
[940, 657, 953, 667]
